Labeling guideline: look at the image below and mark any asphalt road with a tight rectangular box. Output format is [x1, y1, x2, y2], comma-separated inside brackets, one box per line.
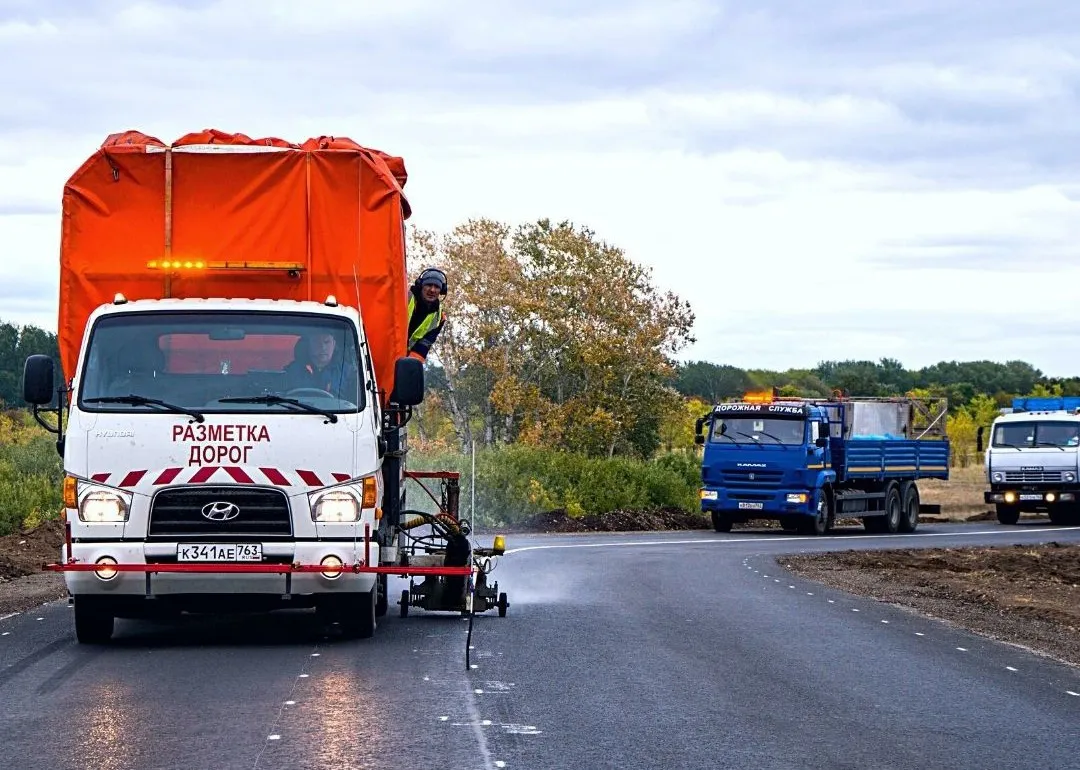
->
[2, 522, 1079, 770]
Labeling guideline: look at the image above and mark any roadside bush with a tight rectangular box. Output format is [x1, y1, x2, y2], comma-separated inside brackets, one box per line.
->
[0, 410, 63, 536]
[406, 444, 700, 528]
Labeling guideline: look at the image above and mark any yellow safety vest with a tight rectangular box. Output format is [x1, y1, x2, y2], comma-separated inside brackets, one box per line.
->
[407, 293, 444, 350]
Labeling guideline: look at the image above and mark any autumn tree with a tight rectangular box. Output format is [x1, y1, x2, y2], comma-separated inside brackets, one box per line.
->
[408, 218, 695, 458]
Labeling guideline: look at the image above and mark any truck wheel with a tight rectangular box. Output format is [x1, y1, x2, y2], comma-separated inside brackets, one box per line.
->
[1048, 508, 1072, 526]
[798, 492, 832, 536]
[73, 597, 114, 644]
[712, 511, 733, 533]
[995, 504, 1020, 525]
[881, 484, 901, 534]
[898, 483, 919, 533]
[338, 587, 377, 639]
[497, 592, 509, 618]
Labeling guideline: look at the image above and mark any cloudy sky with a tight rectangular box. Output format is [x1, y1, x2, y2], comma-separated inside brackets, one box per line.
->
[2, 0, 1079, 374]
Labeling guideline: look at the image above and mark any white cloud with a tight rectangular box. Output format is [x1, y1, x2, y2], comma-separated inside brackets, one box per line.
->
[1, 0, 1080, 376]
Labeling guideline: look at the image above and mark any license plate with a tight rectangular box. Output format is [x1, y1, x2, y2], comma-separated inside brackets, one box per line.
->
[738, 502, 764, 510]
[1019, 494, 1043, 501]
[177, 543, 263, 562]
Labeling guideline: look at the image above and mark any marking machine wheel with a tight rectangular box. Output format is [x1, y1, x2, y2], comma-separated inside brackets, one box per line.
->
[400, 589, 410, 618]
[711, 511, 733, 533]
[73, 597, 114, 644]
[339, 586, 377, 639]
[375, 574, 388, 617]
[995, 504, 1020, 525]
[898, 482, 920, 533]
[497, 592, 509, 618]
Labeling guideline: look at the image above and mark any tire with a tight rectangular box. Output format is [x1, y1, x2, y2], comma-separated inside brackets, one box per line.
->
[712, 511, 733, 533]
[375, 574, 388, 617]
[497, 592, 508, 618]
[898, 483, 919, 533]
[798, 491, 832, 536]
[73, 597, 114, 644]
[879, 484, 901, 534]
[339, 587, 377, 639]
[995, 504, 1020, 525]
[400, 589, 410, 618]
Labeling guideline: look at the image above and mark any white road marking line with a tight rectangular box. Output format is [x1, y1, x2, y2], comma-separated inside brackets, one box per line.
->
[915, 633, 925, 636]
[881, 620, 889, 624]
[0, 613, 19, 621]
[1066, 691, 1079, 697]
[1006, 667, 1018, 672]
[502, 527, 1079, 555]
[957, 647, 968, 652]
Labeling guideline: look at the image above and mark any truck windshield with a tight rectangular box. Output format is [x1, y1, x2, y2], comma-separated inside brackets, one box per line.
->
[993, 421, 1080, 448]
[711, 416, 805, 446]
[77, 311, 364, 415]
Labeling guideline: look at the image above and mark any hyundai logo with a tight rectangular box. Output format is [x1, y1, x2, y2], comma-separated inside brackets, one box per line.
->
[201, 501, 240, 521]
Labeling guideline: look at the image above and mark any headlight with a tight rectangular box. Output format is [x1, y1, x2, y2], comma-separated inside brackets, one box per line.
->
[78, 489, 129, 523]
[992, 472, 1004, 483]
[310, 489, 360, 522]
[1065, 472, 1076, 483]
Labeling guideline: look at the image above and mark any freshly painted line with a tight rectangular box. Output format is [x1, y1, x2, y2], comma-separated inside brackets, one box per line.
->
[0, 613, 18, 621]
[502, 527, 1077, 555]
[1006, 667, 1018, 672]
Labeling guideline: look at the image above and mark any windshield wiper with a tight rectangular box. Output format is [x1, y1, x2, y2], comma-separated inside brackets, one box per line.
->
[85, 394, 205, 422]
[1035, 441, 1067, 452]
[757, 431, 789, 449]
[993, 443, 1023, 450]
[217, 394, 338, 424]
[713, 433, 741, 449]
[735, 431, 764, 447]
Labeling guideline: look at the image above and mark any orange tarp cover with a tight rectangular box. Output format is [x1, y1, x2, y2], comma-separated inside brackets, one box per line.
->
[59, 129, 412, 402]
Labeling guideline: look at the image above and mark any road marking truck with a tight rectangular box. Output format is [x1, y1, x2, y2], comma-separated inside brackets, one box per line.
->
[22, 129, 507, 643]
[694, 392, 950, 535]
[978, 396, 1080, 526]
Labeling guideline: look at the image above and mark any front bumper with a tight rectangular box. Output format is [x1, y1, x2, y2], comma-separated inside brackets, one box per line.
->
[699, 488, 815, 517]
[985, 488, 1077, 507]
[56, 540, 383, 596]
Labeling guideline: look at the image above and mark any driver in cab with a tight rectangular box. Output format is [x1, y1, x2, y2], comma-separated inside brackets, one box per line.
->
[284, 332, 356, 399]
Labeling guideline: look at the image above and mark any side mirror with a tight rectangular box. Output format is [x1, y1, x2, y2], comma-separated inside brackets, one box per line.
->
[389, 356, 424, 406]
[815, 436, 829, 448]
[976, 426, 984, 453]
[694, 434, 705, 445]
[23, 355, 55, 406]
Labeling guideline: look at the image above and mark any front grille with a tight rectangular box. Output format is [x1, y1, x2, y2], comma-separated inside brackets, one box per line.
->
[1004, 471, 1064, 484]
[721, 470, 784, 488]
[148, 486, 292, 539]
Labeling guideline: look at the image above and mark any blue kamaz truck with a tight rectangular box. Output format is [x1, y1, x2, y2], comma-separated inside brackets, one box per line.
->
[694, 393, 950, 535]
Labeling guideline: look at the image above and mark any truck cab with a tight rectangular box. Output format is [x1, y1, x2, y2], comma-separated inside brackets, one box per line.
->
[24, 293, 424, 642]
[696, 393, 949, 536]
[980, 396, 1080, 526]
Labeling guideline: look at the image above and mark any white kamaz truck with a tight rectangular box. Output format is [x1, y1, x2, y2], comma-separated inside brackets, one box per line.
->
[979, 396, 1080, 526]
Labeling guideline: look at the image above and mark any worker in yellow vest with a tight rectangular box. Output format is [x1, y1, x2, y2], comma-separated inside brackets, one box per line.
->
[407, 267, 447, 362]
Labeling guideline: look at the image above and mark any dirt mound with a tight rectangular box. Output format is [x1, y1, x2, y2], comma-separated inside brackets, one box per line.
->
[0, 519, 65, 581]
[783, 542, 1080, 666]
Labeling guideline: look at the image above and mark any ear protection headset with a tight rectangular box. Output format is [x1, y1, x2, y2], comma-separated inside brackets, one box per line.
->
[416, 267, 448, 297]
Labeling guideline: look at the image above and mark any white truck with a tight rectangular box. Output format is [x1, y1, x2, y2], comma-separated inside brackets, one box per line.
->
[979, 396, 1080, 526]
[22, 128, 507, 643]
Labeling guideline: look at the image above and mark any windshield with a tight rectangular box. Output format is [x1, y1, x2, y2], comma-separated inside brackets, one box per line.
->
[78, 311, 363, 415]
[993, 421, 1080, 448]
[710, 416, 806, 446]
